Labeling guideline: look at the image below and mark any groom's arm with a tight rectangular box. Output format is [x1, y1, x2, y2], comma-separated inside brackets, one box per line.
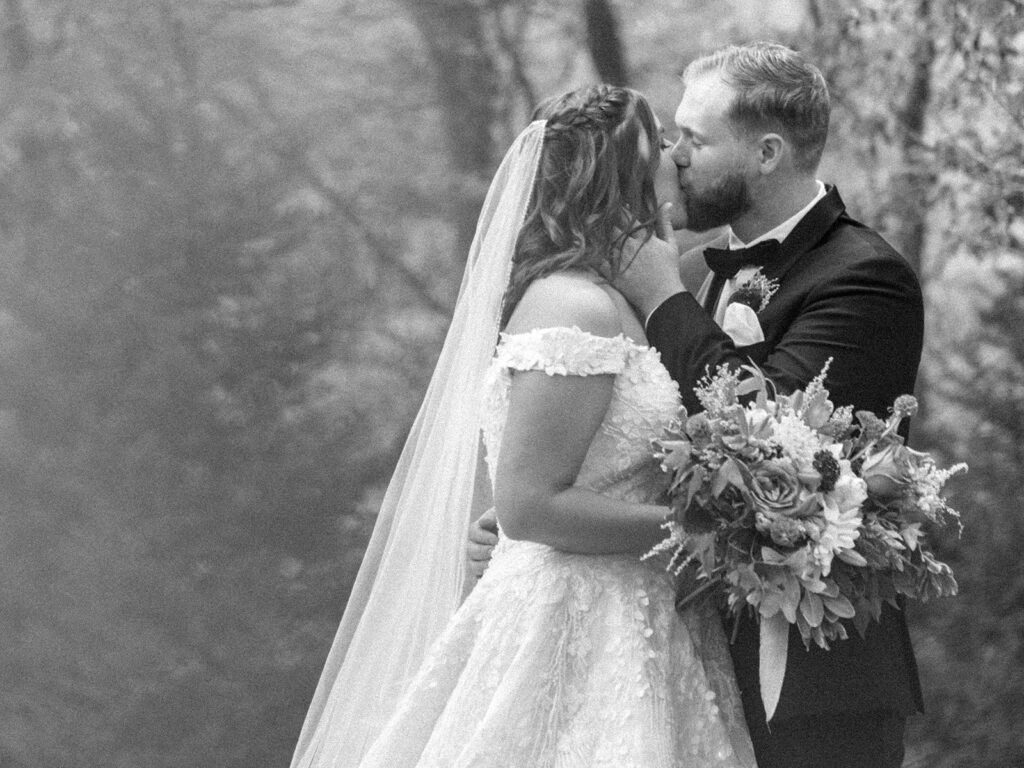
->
[647, 250, 924, 415]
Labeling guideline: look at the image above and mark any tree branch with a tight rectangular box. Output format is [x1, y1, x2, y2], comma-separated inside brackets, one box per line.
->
[490, 1, 538, 113]
[298, 168, 454, 318]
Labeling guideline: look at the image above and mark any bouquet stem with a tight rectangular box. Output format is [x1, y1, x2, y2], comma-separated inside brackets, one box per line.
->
[674, 570, 725, 612]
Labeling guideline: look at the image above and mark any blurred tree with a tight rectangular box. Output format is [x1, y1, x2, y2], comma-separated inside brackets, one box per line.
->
[397, 0, 630, 258]
[799, 1, 1024, 765]
[584, 0, 630, 85]
[2, 0, 34, 71]
[803, 0, 935, 276]
[400, 0, 502, 257]
[0, 1, 437, 765]
[909, 3, 1024, 765]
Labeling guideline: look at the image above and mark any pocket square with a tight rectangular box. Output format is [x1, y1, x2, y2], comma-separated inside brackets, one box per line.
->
[722, 302, 765, 346]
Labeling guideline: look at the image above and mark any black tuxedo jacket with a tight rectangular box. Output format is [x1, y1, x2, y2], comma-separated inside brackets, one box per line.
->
[646, 186, 925, 723]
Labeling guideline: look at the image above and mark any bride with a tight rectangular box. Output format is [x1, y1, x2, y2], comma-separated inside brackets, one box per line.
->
[290, 85, 757, 768]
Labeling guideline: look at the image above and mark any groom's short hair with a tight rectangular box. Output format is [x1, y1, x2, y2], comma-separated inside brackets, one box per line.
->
[684, 41, 830, 172]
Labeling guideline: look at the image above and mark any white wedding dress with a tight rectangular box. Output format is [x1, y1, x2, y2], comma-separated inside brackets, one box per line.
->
[358, 326, 757, 768]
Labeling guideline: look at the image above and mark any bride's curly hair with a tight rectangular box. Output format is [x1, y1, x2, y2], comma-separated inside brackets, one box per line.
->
[500, 84, 661, 328]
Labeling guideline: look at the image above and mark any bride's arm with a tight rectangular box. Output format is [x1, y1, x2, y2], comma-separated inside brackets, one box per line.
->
[494, 275, 668, 555]
[494, 370, 668, 554]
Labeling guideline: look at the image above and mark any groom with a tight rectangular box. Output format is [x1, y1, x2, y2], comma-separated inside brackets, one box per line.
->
[613, 42, 924, 768]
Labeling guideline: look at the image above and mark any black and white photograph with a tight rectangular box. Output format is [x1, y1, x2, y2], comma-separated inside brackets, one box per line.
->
[0, 1, 1021, 766]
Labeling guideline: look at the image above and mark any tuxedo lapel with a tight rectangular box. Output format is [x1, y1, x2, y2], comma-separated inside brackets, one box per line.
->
[762, 185, 848, 282]
[703, 273, 727, 313]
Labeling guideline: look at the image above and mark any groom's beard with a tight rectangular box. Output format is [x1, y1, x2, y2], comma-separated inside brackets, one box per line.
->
[682, 171, 752, 232]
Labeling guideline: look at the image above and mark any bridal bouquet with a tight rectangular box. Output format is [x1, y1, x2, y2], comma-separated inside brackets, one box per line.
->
[647, 362, 965, 719]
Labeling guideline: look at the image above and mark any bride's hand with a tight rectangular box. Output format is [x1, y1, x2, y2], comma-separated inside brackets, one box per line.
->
[466, 507, 499, 579]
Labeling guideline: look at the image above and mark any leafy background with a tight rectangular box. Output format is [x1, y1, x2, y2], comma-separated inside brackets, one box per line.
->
[0, 0, 1020, 766]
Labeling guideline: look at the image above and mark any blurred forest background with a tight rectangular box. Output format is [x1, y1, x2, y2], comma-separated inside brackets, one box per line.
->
[0, 0, 1020, 766]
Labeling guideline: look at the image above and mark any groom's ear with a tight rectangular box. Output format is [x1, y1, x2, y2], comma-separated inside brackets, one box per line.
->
[755, 133, 785, 175]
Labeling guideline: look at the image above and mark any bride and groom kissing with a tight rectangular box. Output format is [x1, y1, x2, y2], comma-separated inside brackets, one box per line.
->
[291, 41, 924, 768]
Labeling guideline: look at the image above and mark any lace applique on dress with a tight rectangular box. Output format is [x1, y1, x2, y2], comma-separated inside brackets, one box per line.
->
[359, 325, 757, 768]
[493, 326, 631, 377]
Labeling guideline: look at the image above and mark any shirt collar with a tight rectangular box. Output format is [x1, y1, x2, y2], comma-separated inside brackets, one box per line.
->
[727, 180, 827, 250]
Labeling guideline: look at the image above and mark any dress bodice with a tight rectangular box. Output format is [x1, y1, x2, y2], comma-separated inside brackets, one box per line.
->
[480, 326, 682, 506]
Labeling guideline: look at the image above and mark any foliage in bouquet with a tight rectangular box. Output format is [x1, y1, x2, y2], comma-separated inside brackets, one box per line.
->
[648, 362, 965, 650]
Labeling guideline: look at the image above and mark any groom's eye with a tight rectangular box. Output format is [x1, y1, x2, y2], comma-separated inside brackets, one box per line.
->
[660, 137, 673, 150]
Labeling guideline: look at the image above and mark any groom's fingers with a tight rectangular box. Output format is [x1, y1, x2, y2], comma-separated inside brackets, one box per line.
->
[466, 539, 495, 562]
[618, 209, 678, 275]
[476, 507, 499, 534]
[466, 533, 496, 580]
[655, 202, 676, 242]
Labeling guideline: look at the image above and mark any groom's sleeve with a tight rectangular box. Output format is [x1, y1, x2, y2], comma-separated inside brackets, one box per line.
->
[647, 251, 924, 415]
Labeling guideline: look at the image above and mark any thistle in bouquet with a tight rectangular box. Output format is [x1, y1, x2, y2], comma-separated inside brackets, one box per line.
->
[645, 361, 966, 720]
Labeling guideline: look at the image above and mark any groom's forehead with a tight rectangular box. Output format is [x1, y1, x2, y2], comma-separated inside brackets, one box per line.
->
[675, 75, 732, 127]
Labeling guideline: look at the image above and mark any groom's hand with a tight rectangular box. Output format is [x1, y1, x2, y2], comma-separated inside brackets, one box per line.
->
[466, 507, 499, 580]
[613, 203, 687, 321]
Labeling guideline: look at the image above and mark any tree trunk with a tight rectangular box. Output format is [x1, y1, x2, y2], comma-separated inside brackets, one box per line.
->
[889, 0, 935, 279]
[885, 0, 936, 425]
[401, 0, 503, 263]
[3, 0, 33, 72]
[583, 0, 629, 85]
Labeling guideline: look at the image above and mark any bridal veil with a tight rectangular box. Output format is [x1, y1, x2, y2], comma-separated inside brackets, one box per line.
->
[290, 121, 546, 768]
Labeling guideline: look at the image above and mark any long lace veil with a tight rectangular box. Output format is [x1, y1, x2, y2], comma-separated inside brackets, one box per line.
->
[290, 120, 546, 768]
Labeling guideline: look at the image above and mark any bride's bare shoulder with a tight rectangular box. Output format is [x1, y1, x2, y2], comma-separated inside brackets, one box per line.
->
[504, 270, 621, 338]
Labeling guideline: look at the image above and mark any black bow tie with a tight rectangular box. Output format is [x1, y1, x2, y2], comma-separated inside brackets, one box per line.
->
[703, 239, 782, 279]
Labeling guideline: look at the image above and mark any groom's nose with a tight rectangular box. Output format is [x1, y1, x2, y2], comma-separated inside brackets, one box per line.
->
[669, 140, 689, 168]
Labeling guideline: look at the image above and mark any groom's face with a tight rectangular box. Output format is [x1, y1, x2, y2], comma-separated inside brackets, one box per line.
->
[668, 72, 757, 232]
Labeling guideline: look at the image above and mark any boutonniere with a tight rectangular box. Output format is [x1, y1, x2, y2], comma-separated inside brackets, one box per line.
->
[728, 268, 780, 313]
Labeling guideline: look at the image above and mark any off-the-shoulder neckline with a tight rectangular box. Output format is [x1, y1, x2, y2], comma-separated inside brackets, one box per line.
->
[497, 325, 650, 351]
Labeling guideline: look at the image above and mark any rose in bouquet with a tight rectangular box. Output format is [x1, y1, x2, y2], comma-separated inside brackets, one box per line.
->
[647, 361, 965, 720]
